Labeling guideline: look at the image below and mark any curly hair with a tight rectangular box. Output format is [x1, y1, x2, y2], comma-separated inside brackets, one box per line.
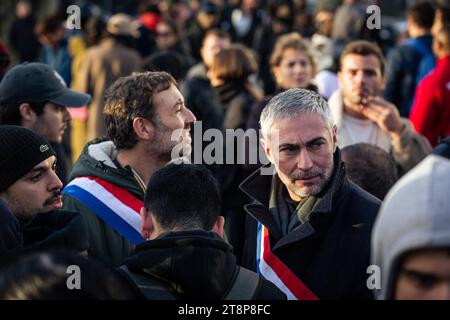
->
[103, 71, 177, 150]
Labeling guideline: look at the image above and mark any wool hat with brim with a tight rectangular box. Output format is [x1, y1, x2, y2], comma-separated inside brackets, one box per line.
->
[0, 125, 56, 192]
[0, 62, 91, 108]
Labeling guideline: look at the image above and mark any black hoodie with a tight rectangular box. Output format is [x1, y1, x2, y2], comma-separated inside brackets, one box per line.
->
[0, 200, 89, 266]
[122, 230, 285, 300]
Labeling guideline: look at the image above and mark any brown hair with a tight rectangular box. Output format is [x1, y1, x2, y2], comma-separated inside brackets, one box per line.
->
[210, 44, 262, 100]
[201, 28, 231, 47]
[339, 40, 386, 75]
[407, 1, 435, 30]
[270, 32, 316, 76]
[35, 15, 64, 37]
[103, 71, 177, 150]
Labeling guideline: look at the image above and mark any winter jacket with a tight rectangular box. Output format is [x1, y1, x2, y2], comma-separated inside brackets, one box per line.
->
[384, 35, 434, 117]
[120, 230, 286, 300]
[239, 149, 380, 299]
[1, 200, 88, 266]
[62, 139, 144, 266]
[409, 56, 450, 147]
[77, 38, 142, 141]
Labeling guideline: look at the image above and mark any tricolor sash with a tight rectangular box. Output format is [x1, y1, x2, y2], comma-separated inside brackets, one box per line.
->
[63, 176, 145, 244]
[256, 222, 318, 300]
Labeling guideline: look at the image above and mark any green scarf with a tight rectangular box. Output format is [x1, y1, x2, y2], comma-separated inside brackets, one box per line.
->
[268, 174, 318, 236]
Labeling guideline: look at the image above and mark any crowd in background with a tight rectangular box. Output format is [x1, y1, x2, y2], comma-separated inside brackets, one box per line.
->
[0, 0, 449, 300]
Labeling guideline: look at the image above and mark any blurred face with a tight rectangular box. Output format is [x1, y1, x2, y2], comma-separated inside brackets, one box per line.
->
[0, 156, 62, 221]
[273, 48, 313, 90]
[151, 84, 196, 161]
[200, 35, 231, 68]
[196, 12, 217, 30]
[338, 54, 385, 113]
[395, 249, 450, 300]
[16, 1, 31, 18]
[155, 22, 177, 50]
[262, 113, 337, 202]
[31, 102, 71, 144]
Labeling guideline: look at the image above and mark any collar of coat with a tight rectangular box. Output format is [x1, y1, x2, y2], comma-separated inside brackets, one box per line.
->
[239, 147, 347, 238]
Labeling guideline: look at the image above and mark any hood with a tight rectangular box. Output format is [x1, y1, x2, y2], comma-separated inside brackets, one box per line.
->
[371, 155, 450, 300]
[68, 139, 142, 199]
[123, 230, 237, 299]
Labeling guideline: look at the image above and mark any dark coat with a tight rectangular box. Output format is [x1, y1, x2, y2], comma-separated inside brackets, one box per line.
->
[121, 230, 286, 300]
[0, 201, 89, 266]
[384, 35, 434, 117]
[239, 149, 380, 299]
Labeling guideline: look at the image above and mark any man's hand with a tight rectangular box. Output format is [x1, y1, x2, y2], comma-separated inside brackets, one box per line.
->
[360, 96, 405, 139]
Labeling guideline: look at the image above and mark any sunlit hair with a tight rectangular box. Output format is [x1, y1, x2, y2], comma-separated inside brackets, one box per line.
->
[260, 88, 333, 139]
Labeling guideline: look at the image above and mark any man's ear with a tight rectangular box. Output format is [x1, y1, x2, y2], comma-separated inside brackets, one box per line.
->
[272, 66, 281, 85]
[141, 207, 157, 240]
[212, 216, 225, 238]
[260, 138, 273, 163]
[133, 117, 154, 141]
[332, 125, 338, 152]
[18, 103, 37, 126]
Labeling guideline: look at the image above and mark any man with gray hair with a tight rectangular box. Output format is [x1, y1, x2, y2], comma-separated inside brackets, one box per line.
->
[240, 88, 380, 300]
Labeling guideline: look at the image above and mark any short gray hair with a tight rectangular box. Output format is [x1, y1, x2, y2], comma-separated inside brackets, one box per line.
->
[260, 88, 334, 138]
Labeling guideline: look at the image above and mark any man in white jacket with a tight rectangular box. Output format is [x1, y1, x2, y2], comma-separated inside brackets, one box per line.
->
[328, 40, 431, 173]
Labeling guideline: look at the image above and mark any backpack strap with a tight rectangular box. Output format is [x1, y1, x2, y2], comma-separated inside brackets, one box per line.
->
[224, 266, 261, 300]
[118, 265, 176, 300]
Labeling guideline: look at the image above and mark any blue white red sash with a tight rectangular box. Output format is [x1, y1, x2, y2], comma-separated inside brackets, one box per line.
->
[63, 176, 145, 244]
[256, 222, 318, 300]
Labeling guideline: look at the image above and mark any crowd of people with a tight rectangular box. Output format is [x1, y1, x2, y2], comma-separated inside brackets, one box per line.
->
[0, 0, 449, 300]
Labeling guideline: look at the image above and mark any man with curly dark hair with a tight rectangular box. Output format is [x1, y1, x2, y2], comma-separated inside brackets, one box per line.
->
[62, 71, 196, 266]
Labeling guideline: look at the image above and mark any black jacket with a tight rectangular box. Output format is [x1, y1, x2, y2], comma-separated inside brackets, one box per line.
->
[0, 202, 89, 266]
[239, 149, 380, 300]
[121, 230, 286, 300]
[384, 35, 433, 117]
[0, 198, 23, 256]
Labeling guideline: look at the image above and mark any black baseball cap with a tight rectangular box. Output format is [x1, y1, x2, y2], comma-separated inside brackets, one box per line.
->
[0, 62, 91, 107]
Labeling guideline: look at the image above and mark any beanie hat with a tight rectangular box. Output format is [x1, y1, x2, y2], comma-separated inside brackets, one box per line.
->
[0, 126, 56, 192]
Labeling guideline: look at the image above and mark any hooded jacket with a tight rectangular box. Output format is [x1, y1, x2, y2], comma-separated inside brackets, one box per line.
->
[62, 139, 144, 266]
[240, 148, 380, 299]
[371, 155, 450, 300]
[121, 230, 286, 300]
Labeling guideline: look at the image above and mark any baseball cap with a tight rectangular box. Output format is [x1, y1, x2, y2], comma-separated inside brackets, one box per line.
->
[0, 62, 91, 107]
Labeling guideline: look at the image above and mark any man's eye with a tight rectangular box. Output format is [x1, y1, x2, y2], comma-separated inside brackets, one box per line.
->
[281, 146, 296, 154]
[52, 164, 57, 172]
[30, 173, 42, 182]
[415, 275, 439, 290]
[309, 142, 324, 151]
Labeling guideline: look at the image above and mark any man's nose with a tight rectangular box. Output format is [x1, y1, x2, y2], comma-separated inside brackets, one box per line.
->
[48, 170, 63, 191]
[297, 149, 314, 171]
[63, 107, 71, 122]
[434, 283, 450, 300]
[184, 107, 196, 126]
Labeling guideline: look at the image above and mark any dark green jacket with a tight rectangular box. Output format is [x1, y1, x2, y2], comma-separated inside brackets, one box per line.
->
[62, 138, 144, 266]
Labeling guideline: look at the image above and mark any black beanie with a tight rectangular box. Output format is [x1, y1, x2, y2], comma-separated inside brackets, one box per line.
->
[0, 125, 56, 192]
